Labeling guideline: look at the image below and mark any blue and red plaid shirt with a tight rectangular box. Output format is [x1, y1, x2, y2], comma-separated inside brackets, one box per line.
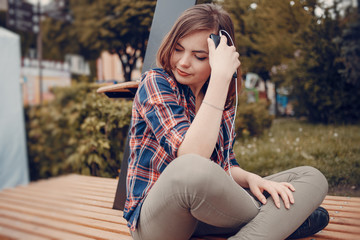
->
[123, 68, 239, 231]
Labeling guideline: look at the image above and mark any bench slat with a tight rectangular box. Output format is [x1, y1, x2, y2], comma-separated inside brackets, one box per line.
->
[0, 226, 51, 240]
[0, 208, 132, 240]
[0, 194, 126, 224]
[0, 217, 95, 240]
[0, 200, 129, 233]
[6, 186, 114, 204]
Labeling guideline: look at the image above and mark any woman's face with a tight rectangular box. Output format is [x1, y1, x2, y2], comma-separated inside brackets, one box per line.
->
[170, 30, 213, 95]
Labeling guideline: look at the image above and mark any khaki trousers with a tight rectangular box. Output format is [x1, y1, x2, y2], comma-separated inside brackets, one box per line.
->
[131, 154, 328, 240]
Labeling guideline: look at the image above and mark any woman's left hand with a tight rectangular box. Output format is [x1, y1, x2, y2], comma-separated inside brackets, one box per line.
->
[247, 173, 295, 209]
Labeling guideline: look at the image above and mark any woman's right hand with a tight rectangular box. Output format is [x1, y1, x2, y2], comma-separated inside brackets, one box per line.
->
[207, 35, 240, 85]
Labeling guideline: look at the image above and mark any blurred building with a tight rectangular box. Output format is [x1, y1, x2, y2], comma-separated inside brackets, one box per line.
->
[96, 51, 124, 83]
[245, 72, 267, 102]
[21, 58, 71, 105]
[0, 0, 7, 11]
[21, 53, 90, 105]
[96, 50, 142, 83]
[65, 54, 90, 75]
[244, 72, 276, 115]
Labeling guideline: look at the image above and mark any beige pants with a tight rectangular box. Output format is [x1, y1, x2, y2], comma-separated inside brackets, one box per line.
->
[131, 154, 328, 240]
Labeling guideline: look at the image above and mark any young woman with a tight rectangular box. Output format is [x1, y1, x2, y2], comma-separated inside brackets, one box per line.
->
[123, 4, 329, 240]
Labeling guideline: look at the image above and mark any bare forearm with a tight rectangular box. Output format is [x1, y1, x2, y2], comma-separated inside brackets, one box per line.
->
[177, 74, 229, 158]
[229, 166, 255, 188]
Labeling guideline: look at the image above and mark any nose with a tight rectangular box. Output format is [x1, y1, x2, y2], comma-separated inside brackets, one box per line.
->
[179, 53, 191, 68]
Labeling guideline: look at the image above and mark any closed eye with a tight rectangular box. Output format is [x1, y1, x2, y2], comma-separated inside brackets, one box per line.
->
[195, 56, 207, 61]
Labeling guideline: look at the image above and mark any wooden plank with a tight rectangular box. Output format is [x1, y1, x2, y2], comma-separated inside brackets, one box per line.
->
[0, 194, 126, 224]
[325, 195, 360, 203]
[0, 226, 51, 240]
[26, 180, 117, 196]
[0, 201, 129, 233]
[31, 174, 118, 192]
[96, 82, 139, 98]
[323, 199, 360, 208]
[2, 188, 113, 209]
[0, 217, 94, 240]
[324, 221, 360, 234]
[326, 215, 360, 227]
[0, 209, 130, 240]
[96, 81, 139, 94]
[7, 185, 115, 203]
[0, 190, 118, 216]
[304, 229, 360, 240]
[327, 208, 360, 220]
[322, 204, 360, 214]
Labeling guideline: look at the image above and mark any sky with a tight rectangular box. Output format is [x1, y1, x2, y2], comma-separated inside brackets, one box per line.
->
[315, 0, 358, 16]
[27, 0, 51, 6]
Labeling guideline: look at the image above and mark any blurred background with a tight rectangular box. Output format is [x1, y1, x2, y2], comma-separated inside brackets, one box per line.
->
[0, 0, 359, 196]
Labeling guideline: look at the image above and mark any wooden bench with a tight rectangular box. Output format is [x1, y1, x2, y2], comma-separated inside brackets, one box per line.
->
[0, 174, 359, 240]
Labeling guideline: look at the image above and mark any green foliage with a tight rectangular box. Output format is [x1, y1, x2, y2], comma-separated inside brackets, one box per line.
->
[234, 119, 360, 195]
[235, 94, 273, 138]
[223, 0, 313, 79]
[284, 6, 360, 123]
[42, 18, 81, 61]
[42, 0, 156, 81]
[339, 10, 360, 86]
[25, 83, 132, 180]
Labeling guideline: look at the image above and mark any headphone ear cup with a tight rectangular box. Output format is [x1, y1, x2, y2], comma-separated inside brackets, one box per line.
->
[209, 34, 221, 48]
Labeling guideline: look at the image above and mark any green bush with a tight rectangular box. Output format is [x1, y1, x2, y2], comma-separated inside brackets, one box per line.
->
[235, 94, 273, 139]
[285, 9, 360, 124]
[25, 83, 132, 180]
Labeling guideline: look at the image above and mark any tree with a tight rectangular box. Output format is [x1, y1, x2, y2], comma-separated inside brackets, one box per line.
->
[339, 0, 360, 86]
[223, 0, 313, 81]
[286, 2, 360, 123]
[41, 0, 156, 81]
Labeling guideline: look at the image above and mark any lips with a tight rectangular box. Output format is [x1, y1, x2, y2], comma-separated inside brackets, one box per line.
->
[176, 68, 191, 77]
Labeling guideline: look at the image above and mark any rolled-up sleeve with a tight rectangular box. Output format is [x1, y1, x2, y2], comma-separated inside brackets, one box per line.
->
[136, 71, 190, 159]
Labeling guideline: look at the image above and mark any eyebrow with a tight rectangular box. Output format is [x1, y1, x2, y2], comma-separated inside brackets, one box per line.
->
[177, 43, 209, 54]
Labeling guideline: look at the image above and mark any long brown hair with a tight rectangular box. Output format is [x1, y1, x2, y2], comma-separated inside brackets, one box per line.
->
[156, 3, 242, 109]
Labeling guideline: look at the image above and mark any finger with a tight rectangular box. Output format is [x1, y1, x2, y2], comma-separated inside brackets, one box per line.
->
[283, 182, 296, 192]
[219, 35, 228, 46]
[268, 188, 281, 209]
[278, 187, 291, 209]
[207, 37, 216, 52]
[229, 45, 237, 52]
[234, 52, 241, 67]
[281, 182, 295, 204]
[252, 186, 267, 205]
[284, 186, 295, 205]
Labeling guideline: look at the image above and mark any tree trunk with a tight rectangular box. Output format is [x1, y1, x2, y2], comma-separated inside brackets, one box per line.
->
[116, 49, 137, 82]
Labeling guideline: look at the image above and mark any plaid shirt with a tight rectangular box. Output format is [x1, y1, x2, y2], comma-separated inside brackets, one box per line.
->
[123, 68, 239, 231]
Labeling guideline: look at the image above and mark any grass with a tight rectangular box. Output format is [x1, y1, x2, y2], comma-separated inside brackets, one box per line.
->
[234, 118, 360, 197]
